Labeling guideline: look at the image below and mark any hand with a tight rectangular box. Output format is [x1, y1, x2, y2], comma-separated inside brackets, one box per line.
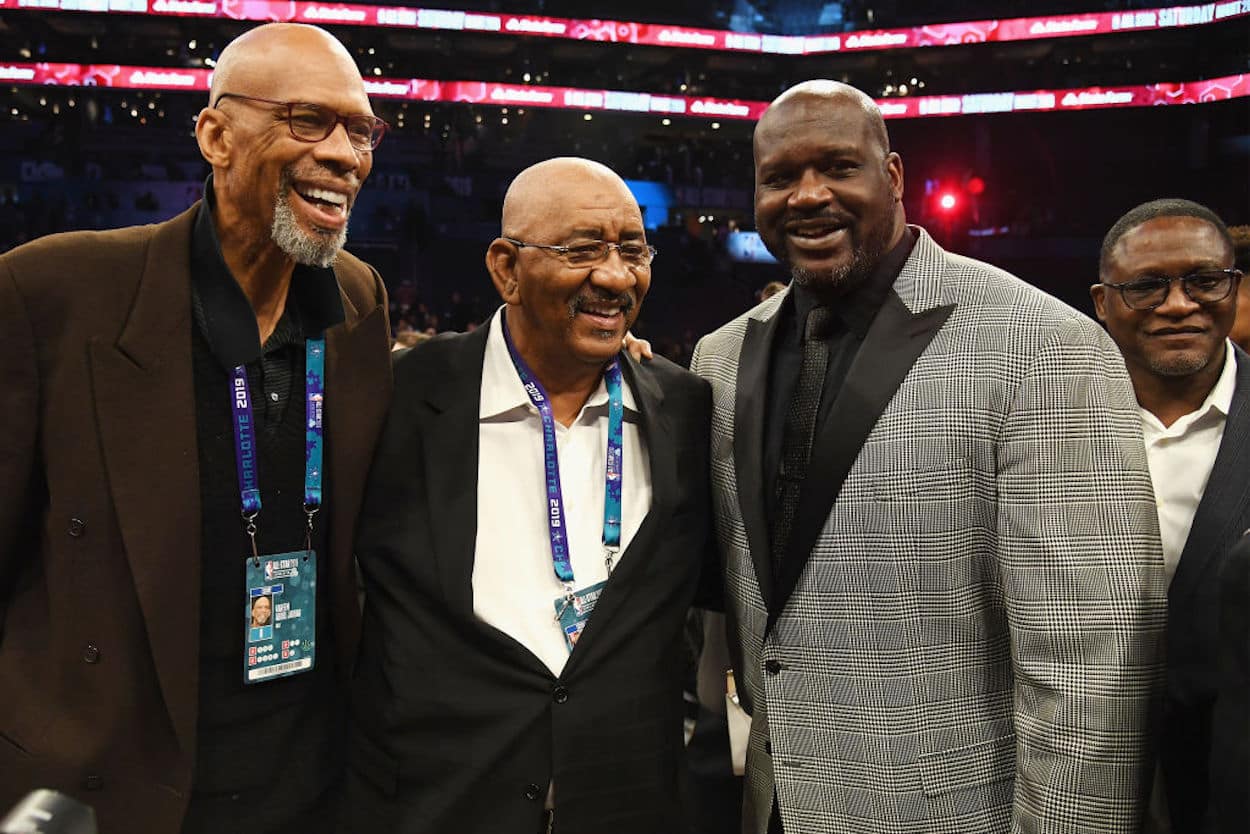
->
[623, 331, 653, 362]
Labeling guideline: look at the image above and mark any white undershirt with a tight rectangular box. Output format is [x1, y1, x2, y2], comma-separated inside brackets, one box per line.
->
[1140, 340, 1237, 586]
[472, 307, 652, 676]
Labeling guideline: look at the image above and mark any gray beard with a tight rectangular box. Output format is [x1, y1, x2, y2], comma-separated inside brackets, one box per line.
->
[270, 182, 348, 269]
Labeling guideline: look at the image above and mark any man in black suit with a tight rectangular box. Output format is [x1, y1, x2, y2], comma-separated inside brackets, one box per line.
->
[342, 157, 712, 834]
[1091, 198, 1250, 833]
[1211, 530, 1250, 829]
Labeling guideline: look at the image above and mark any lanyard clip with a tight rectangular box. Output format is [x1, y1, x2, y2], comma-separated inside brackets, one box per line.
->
[302, 504, 319, 560]
[243, 511, 260, 567]
[604, 546, 619, 575]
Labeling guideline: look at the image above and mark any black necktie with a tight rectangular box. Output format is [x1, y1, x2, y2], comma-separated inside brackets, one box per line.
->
[771, 306, 831, 575]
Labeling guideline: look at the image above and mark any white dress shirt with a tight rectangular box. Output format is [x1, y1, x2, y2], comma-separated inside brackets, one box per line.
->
[473, 308, 652, 676]
[1141, 340, 1237, 586]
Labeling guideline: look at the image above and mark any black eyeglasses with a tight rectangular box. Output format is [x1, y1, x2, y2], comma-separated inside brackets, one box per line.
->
[503, 237, 657, 269]
[1099, 268, 1242, 311]
[213, 93, 387, 152]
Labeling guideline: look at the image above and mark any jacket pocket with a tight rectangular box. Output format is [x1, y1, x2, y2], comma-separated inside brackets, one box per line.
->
[917, 733, 1015, 797]
[868, 457, 978, 503]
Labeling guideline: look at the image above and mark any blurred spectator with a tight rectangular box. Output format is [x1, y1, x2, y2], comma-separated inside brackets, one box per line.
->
[759, 280, 786, 301]
[1228, 225, 1250, 353]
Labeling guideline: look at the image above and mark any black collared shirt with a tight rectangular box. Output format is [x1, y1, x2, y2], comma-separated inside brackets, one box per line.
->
[763, 228, 917, 533]
[184, 179, 346, 832]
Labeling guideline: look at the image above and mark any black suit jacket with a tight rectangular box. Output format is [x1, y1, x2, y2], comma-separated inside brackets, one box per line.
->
[1209, 530, 1250, 832]
[1163, 345, 1250, 833]
[343, 319, 712, 834]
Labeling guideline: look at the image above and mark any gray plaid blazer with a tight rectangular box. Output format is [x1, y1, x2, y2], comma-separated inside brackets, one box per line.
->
[691, 228, 1167, 834]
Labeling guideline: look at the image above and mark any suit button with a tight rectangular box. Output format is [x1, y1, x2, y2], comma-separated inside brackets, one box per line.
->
[552, 685, 569, 704]
[68, 518, 87, 537]
[84, 775, 103, 791]
[764, 659, 782, 676]
[82, 644, 100, 664]
[523, 783, 542, 801]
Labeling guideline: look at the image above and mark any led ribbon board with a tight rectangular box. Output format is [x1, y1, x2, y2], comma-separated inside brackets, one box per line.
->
[2, 63, 1246, 121]
[0, 0, 1247, 55]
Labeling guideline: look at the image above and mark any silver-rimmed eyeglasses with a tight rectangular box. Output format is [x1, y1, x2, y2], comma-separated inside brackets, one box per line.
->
[1099, 268, 1242, 311]
[213, 93, 388, 152]
[503, 237, 657, 268]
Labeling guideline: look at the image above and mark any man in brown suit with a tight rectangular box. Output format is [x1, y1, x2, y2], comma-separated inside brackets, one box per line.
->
[0, 23, 391, 834]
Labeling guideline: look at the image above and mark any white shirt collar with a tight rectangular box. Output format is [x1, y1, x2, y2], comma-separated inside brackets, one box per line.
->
[480, 306, 639, 420]
[1141, 339, 1238, 436]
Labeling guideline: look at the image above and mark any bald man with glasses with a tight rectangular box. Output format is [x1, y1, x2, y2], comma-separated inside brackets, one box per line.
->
[0, 23, 391, 833]
[1091, 198, 1250, 834]
[342, 157, 714, 834]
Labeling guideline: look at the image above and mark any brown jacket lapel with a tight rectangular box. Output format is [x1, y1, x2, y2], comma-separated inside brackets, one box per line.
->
[323, 269, 391, 673]
[89, 205, 202, 756]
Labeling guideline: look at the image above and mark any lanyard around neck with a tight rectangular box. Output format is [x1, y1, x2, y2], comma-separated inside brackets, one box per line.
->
[230, 337, 326, 563]
[501, 314, 625, 586]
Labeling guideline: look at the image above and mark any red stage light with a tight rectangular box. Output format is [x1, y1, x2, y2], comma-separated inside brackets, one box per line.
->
[938, 193, 958, 211]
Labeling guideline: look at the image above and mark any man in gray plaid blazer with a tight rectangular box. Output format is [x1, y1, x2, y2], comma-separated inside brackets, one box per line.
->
[690, 80, 1167, 834]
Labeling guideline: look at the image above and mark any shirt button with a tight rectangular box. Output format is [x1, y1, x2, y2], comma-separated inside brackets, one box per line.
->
[82, 644, 101, 664]
[68, 517, 87, 537]
[764, 659, 782, 676]
[523, 783, 542, 801]
[269, 392, 280, 402]
[553, 685, 569, 704]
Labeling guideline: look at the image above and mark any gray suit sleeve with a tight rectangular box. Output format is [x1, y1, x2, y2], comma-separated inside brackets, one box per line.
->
[996, 314, 1166, 832]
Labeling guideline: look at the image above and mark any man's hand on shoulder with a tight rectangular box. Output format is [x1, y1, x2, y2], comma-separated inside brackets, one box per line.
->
[624, 331, 653, 362]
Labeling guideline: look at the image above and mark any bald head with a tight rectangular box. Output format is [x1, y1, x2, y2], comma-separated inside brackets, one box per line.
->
[501, 157, 638, 240]
[210, 23, 365, 105]
[756, 80, 889, 156]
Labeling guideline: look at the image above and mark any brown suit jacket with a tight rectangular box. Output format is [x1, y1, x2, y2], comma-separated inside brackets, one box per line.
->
[0, 204, 393, 833]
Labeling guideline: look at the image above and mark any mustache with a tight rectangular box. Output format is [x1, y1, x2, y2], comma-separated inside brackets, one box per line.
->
[279, 164, 362, 195]
[568, 290, 636, 317]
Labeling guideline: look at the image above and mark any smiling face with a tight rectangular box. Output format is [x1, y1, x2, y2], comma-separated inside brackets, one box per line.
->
[200, 25, 375, 267]
[251, 595, 272, 626]
[488, 159, 651, 380]
[1092, 215, 1236, 384]
[753, 87, 904, 294]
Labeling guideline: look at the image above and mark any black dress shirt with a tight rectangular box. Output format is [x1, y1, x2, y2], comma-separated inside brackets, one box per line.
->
[184, 179, 347, 833]
[763, 228, 917, 534]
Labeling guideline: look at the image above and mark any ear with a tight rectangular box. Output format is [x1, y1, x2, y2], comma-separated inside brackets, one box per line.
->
[885, 152, 904, 202]
[486, 239, 521, 305]
[1090, 283, 1109, 323]
[195, 106, 231, 169]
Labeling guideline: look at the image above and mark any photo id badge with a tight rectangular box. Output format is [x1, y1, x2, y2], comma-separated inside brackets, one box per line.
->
[553, 579, 607, 653]
[244, 550, 316, 685]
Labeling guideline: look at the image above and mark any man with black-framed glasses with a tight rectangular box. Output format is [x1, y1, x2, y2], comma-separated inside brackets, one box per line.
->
[1091, 198, 1249, 834]
[0, 22, 392, 834]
